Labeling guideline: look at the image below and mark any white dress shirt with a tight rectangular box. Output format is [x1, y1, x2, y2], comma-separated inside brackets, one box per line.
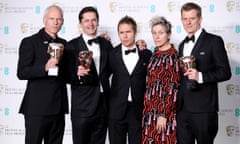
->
[121, 45, 139, 101]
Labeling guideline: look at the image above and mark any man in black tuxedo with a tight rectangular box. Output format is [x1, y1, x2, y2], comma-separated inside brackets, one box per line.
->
[108, 16, 152, 144]
[17, 5, 68, 144]
[176, 2, 232, 144]
[65, 6, 112, 144]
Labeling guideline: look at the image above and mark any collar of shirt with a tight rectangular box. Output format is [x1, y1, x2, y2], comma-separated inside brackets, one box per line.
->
[82, 33, 98, 46]
[121, 45, 139, 102]
[121, 44, 139, 73]
[183, 28, 202, 56]
[121, 45, 138, 56]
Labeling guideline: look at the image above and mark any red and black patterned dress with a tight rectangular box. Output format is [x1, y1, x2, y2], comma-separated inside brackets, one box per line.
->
[142, 47, 180, 144]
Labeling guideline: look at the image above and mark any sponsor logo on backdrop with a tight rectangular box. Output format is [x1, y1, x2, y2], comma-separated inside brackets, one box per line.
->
[5, 86, 25, 95]
[0, 43, 17, 54]
[226, 42, 234, 54]
[225, 125, 240, 136]
[0, 2, 4, 13]
[236, 66, 240, 75]
[20, 23, 29, 34]
[206, 25, 235, 35]
[226, 84, 240, 97]
[0, 84, 4, 95]
[226, 0, 240, 12]
[35, 5, 41, 14]
[219, 108, 234, 116]
[0, 4, 34, 14]
[236, 25, 240, 33]
[0, 124, 8, 136]
[235, 107, 240, 117]
[20, 23, 41, 34]
[226, 125, 235, 136]
[226, 84, 235, 96]
[227, 1, 235, 12]
[108, 1, 148, 13]
[109, 2, 117, 12]
[0, 124, 24, 136]
[209, 4, 215, 12]
[150, 4, 156, 13]
[226, 42, 240, 54]
[168, 1, 176, 12]
[137, 22, 143, 33]
[0, 43, 3, 54]
[0, 83, 25, 95]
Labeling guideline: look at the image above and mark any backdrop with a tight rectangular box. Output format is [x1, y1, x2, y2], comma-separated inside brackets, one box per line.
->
[0, 0, 240, 144]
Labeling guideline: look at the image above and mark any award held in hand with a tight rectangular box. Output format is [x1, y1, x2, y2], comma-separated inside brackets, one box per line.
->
[79, 50, 93, 69]
[78, 50, 93, 81]
[180, 55, 198, 90]
[47, 42, 64, 76]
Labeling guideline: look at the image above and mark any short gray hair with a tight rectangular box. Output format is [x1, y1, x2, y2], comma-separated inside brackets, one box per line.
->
[44, 4, 64, 18]
[149, 16, 172, 34]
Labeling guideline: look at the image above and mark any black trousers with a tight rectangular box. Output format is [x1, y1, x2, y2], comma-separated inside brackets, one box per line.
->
[24, 114, 65, 144]
[176, 111, 218, 144]
[71, 94, 108, 144]
[108, 102, 142, 144]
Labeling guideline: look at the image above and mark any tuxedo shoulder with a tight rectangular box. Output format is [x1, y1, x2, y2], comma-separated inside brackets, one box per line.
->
[68, 36, 81, 44]
[140, 49, 152, 55]
[139, 49, 152, 60]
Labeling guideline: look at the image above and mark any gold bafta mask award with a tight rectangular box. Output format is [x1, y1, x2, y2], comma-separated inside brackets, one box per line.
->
[47, 42, 64, 76]
[78, 50, 93, 69]
[179, 55, 196, 73]
[179, 55, 197, 90]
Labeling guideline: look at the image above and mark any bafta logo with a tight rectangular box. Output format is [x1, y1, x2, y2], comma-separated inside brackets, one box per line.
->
[226, 125, 235, 137]
[137, 22, 143, 33]
[168, 1, 176, 12]
[20, 23, 29, 34]
[226, 84, 235, 95]
[226, 1, 235, 12]
[226, 42, 234, 54]
[0, 124, 5, 135]
[0, 43, 3, 54]
[0, 3, 4, 13]
[0, 84, 4, 95]
[47, 42, 64, 76]
[109, 2, 117, 13]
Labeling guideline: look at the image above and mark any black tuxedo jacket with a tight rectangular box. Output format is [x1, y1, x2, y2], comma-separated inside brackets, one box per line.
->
[177, 29, 231, 112]
[65, 35, 112, 117]
[108, 44, 152, 120]
[17, 28, 69, 116]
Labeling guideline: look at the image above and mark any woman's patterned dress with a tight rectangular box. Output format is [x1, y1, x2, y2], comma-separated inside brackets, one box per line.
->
[142, 47, 180, 144]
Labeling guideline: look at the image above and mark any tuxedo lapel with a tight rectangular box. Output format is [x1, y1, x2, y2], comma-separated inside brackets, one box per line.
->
[131, 50, 143, 75]
[191, 29, 206, 56]
[115, 45, 130, 75]
[78, 35, 98, 77]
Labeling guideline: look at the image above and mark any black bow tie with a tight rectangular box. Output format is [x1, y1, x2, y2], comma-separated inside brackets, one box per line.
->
[184, 35, 195, 43]
[88, 37, 99, 45]
[125, 48, 136, 55]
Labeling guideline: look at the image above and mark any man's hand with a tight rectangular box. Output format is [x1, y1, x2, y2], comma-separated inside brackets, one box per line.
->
[184, 68, 199, 81]
[45, 58, 58, 72]
[136, 39, 147, 50]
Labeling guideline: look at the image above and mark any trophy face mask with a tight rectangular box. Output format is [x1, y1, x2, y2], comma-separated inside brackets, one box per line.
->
[78, 50, 93, 69]
[47, 42, 64, 76]
[179, 55, 196, 72]
[48, 42, 64, 60]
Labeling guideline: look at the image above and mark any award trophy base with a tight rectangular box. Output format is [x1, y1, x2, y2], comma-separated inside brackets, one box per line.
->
[48, 67, 58, 76]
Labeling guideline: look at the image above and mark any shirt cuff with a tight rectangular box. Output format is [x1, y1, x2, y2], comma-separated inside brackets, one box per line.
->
[198, 72, 203, 84]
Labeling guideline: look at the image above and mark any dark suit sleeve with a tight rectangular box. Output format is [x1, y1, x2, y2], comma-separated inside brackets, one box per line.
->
[202, 35, 231, 83]
[17, 37, 48, 80]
